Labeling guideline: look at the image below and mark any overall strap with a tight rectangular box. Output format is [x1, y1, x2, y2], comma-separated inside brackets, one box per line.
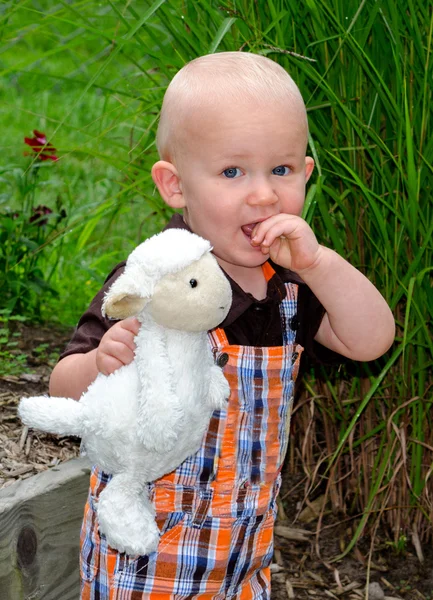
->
[280, 282, 299, 347]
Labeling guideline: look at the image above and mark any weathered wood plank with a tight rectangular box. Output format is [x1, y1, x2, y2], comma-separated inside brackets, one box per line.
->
[0, 458, 90, 600]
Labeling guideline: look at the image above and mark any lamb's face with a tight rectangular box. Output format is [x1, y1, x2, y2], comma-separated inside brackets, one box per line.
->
[148, 253, 232, 331]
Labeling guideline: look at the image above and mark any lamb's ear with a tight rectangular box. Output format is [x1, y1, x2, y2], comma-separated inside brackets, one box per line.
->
[102, 269, 151, 319]
[103, 292, 149, 320]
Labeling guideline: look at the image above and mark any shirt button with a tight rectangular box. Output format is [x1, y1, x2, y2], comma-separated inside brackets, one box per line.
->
[289, 314, 299, 330]
[216, 353, 229, 367]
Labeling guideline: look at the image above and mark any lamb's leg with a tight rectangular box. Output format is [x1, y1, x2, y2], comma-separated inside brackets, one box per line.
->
[97, 473, 159, 556]
[207, 365, 230, 410]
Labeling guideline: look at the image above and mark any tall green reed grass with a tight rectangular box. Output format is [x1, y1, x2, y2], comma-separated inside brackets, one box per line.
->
[1, 0, 432, 554]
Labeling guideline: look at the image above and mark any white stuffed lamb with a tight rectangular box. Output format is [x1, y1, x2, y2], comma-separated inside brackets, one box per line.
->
[18, 229, 232, 556]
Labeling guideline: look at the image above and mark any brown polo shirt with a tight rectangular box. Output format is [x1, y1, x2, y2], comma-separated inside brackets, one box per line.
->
[60, 214, 340, 365]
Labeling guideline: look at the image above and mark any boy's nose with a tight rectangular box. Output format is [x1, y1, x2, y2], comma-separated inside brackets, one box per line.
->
[246, 178, 278, 206]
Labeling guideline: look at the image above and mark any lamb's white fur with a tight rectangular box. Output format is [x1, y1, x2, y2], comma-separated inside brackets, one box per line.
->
[18, 229, 232, 556]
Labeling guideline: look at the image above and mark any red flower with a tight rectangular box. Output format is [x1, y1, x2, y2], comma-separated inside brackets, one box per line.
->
[30, 205, 53, 226]
[24, 130, 58, 161]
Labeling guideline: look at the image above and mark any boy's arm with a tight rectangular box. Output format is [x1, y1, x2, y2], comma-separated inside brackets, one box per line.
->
[252, 215, 395, 361]
[49, 350, 99, 400]
[298, 247, 395, 361]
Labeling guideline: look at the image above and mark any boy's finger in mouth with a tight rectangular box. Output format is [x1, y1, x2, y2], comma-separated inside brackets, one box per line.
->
[241, 219, 270, 245]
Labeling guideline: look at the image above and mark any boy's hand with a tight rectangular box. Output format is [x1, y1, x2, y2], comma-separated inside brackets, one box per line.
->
[96, 318, 140, 376]
[251, 214, 322, 274]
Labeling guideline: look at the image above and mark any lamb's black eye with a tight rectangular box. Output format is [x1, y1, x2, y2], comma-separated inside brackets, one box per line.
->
[189, 279, 198, 288]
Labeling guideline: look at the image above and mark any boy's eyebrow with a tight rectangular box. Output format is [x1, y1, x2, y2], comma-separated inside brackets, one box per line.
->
[212, 151, 299, 163]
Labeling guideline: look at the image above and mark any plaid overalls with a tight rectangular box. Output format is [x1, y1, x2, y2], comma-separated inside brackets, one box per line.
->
[80, 264, 302, 599]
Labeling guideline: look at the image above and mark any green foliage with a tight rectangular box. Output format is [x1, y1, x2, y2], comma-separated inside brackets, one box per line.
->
[385, 534, 408, 556]
[0, 311, 29, 376]
[0, 160, 67, 316]
[0, 0, 432, 550]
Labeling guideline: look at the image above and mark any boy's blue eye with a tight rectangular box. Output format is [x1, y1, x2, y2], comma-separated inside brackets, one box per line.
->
[272, 166, 290, 176]
[223, 167, 241, 178]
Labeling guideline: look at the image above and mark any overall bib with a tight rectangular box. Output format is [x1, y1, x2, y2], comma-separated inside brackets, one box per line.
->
[80, 266, 302, 600]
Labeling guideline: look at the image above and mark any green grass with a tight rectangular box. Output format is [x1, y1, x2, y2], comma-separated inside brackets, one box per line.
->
[1, 0, 432, 554]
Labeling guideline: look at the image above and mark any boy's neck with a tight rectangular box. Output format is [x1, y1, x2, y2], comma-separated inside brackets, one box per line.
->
[216, 259, 268, 301]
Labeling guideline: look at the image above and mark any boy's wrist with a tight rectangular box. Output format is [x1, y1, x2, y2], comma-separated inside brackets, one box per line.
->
[294, 245, 335, 281]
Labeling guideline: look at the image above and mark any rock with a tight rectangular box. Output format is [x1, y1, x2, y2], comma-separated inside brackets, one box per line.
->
[298, 494, 327, 523]
[367, 582, 385, 600]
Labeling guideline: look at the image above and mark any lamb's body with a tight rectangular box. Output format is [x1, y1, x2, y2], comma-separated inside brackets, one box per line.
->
[73, 323, 226, 480]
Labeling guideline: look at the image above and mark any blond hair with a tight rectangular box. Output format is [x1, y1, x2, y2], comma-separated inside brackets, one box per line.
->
[156, 52, 307, 161]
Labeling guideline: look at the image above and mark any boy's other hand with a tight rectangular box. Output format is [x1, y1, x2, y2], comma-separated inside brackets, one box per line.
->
[96, 318, 140, 376]
[251, 214, 322, 274]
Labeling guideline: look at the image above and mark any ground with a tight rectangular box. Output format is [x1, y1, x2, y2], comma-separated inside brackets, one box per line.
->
[1, 323, 432, 600]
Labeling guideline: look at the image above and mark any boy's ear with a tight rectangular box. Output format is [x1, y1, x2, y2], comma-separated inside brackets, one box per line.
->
[151, 161, 185, 209]
[305, 157, 315, 183]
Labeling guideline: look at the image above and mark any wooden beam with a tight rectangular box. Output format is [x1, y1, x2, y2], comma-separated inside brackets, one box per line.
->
[0, 458, 90, 600]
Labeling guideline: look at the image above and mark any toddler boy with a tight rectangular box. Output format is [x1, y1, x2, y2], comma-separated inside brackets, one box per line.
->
[51, 52, 394, 599]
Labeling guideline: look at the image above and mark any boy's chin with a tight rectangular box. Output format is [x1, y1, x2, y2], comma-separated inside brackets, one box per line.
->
[231, 253, 270, 270]
[243, 245, 270, 264]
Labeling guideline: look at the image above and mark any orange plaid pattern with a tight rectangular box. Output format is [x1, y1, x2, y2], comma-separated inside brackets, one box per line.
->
[80, 271, 302, 599]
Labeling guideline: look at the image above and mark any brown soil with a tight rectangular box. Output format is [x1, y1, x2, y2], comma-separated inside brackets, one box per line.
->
[1, 324, 432, 600]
